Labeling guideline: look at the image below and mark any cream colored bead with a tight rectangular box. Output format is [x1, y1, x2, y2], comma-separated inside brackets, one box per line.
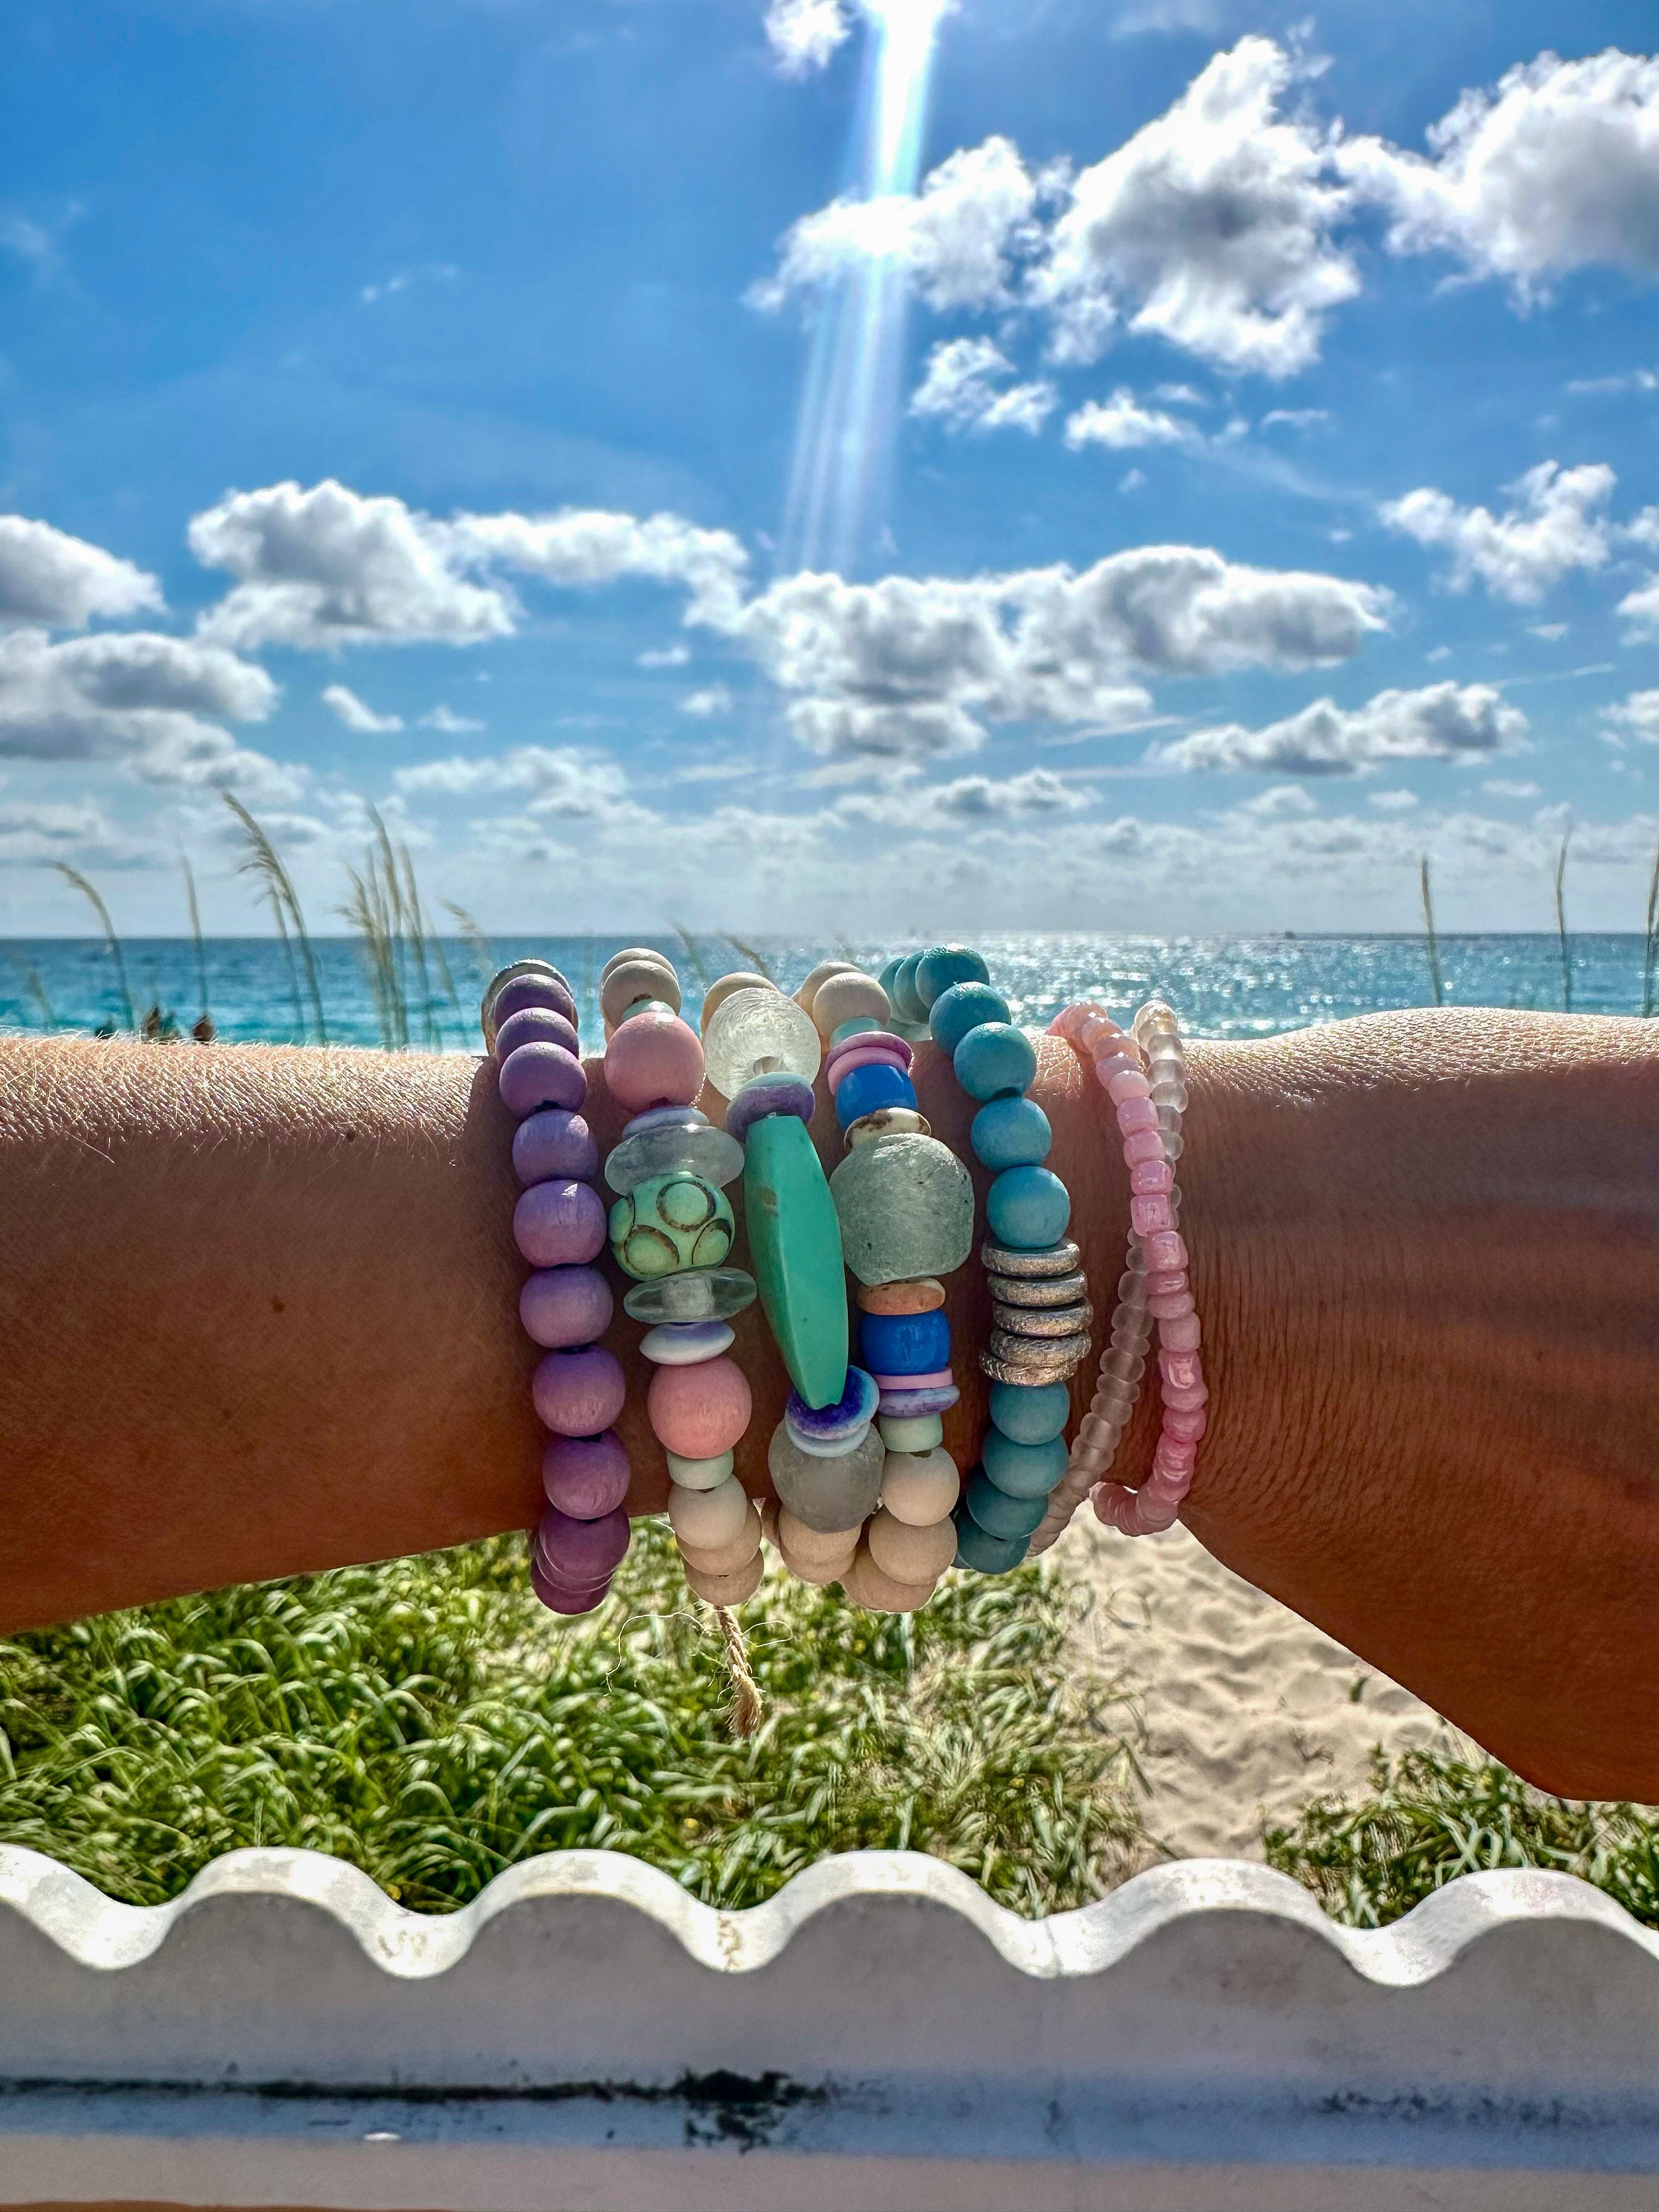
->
[794, 958, 860, 1015]
[700, 970, 775, 1032]
[677, 1501, 763, 1578]
[667, 1474, 749, 1550]
[600, 956, 680, 1028]
[811, 970, 889, 1039]
[866, 1506, 957, 1584]
[759, 1496, 780, 1549]
[684, 1553, 765, 1606]
[778, 1539, 857, 1586]
[878, 1446, 961, 1527]
[664, 1448, 735, 1492]
[842, 1544, 937, 1615]
[777, 1505, 866, 1558]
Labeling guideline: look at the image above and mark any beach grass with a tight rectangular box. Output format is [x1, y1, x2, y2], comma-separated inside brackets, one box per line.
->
[0, 1520, 1145, 1916]
[1265, 1747, 1659, 1928]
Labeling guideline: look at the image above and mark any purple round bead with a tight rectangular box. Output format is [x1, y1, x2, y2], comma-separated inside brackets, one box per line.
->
[532, 1343, 627, 1436]
[786, 1365, 879, 1446]
[529, 1559, 609, 1615]
[495, 1006, 580, 1063]
[494, 973, 577, 1031]
[535, 1503, 631, 1584]
[512, 1109, 599, 1188]
[500, 1041, 586, 1120]
[726, 1074, 816, 1144]
[520, 1265, 614, 1349]
[514, 1178, 606, 1267]
[877, 1383, 961, 1418]
[542, 1431, 631, 1519]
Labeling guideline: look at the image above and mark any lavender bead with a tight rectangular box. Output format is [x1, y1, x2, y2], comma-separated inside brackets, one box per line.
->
[512, 1109, 599, 1187]
[529, 1559, 608, 1615]
[514, 1178, 606, 1267]
[877, 1382, 961, 1418]
[494, 972, 577, 1030]
[542, 1431, 631, 1519]
[520, 1265, 614, 1348]
[726, 1073, 816, 1143]
[500, 1041, 586, 1119]
[495, 1006, 580, 1063]
[535, 1503, 631, 1583]
[785, 1367, 878, 1452]
[532, 1344, 627, 1436]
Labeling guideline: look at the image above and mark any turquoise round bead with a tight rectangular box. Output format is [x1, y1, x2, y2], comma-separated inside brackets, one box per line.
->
[916, 944, 989, 1008]
[929, 981, 1012, 1056]
[891, 952, 929, 1024]
[981, 1430, 1069, 1499]
[971, 1094, 1052, 1170]
[953, 1022, 1037, 1102]
[877, 956, 906, 1006]
[989, 1378, 1071, 1444]
[965, 1470, 1048, 1539]
[953, 1509, 1030, 1575]
[830, 1014, 885, 1047]
[985, 1164, 1071, 1250]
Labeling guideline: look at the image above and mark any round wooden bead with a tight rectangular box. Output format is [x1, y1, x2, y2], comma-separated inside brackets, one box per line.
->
[952, 1508, 1030, 1575]
[609, 1173, 734, 1279]
[606, 1009, 706, 1113]
[812, 971, 889, 1039]
[520, 1264, 614, 1348]
[532, 1345, 627, 1436]
[535, 1503, 630, 1584]
[499, 1041, 586, 1119]
[495, 1006, 580, 1063]
[879, 1446, 961, 1526]
[987, 1379, 1071, 1444]
[487, 968, 576, 1043]
[794, 958, 860, 1015]
[530, 1564, 609, 1616]
[867, 1506, 958, 1583]
[515, 1178, 607, 1268]
[667, 1472, 750, 1550]
[512, 1109, 599, 1188]
[648, 1356, 752, 1458]
[664, 1448, 736, 1491]
[970, 1094, 1052, 1171]
[952, 1023, 1037, 1103]
[542, 1432, 631, 1519]
[600, 956, 680, 1029]
[843, 1545, 937, 1614]
[857, 1277, 946, 1315]
[678, 1500, 763, 1578]
[965, 1469, 1049, 1539]
[980, 1430, 1069, 1499]
[985, 1167, 1072, 1252]
[684, 1553, 764, 1607]
[915, 945, 989, 1007]
[928, 980, 1011, 1055]
[779, 1541, 857, 1587]
[600, 946, 665, 983]
[701, 970, 776, 1032]
[777, 1507, 865, 1561]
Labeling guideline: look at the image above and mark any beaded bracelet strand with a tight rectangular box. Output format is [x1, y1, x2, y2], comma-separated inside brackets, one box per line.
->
[482, 960, 632, 1617]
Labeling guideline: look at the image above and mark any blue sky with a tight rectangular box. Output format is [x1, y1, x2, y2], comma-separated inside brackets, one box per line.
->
[3, 0, 1659, 935]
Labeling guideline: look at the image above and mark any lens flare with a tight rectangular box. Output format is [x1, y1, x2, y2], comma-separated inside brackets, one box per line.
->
[780, 0, 950, 579]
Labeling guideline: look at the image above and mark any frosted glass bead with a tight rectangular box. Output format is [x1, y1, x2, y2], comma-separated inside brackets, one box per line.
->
[1117, 1270, 1147, 1303]
[1150, 1079, 1189, 1111]
[794, 958, 860, 1015]
[842, 1545, 937, 1615]
[1103, 1350, 1146, 1385]
[878, 1411, 944, 1453]
[678, 1500, 763, 1578]
[1164, 1131, 1186, 1161]
[664, 1447, 736, 1491]
[1124, 1127, 1165, 1167]
[684, 1554, 765, 1607]
[609, 1173, 735, 1280]
[600, 956, 680, 1029]
[605, 1116, 743, 1194]
[668, 1472, 749, 1550]
[868, 1506, 957, 1583]
[986, 1379, 1070, 1444]
[623, 1265, 757, 1324]
[1094, 1053, 1140, 1090]
[640, 1319, 735, 1365]
[704, 986, 822, 1097]
[970, 1094, 1052, 1170]
[1106, 1068, 1151, 1105]
[844, 1107, 931, 1147]
[1076, 1412, 1123, 1453]
[831, 1132, 975, 1286]
[1161, 1311, 1202, 1352]
[1130, 1158, 1173, 1195]
[952, 1022, 1037, 1102]
[1155, 1102, 1181, 1133]
[879, 1446, 960, 1525]
[916, 944, 990, 1007]
[985, 1165, 1071, 1251]
[700, 970, 775, 1032]
[965, 1471, 1048, 1539]
[768, 1419, 884, 1534]
[812, 970, 890, 1037]
[1131, 1194, 1174, 1236]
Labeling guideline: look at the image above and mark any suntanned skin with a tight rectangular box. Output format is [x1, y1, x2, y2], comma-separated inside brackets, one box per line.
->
[0, 1008, 1654, 1798]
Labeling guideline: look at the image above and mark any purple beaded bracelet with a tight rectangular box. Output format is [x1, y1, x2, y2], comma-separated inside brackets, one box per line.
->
[483, 960, 633, 1616]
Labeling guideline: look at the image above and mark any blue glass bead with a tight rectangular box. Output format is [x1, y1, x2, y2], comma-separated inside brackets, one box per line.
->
[970, 1094, 1052, 1170]
[860, 1307, 951, 1376]
[891, 952, 929, 1024]
[985, 1165, 1072, 1250]
[981, 1430, 1069, 1499]
[929, 981, 1011, 1056]
[830, 1015, 885, 1047]
[988, 1379, 1071, 1445]
[952, 1504, 1030, 1575]
[966, 1469, 1049, 1537]
[953, 1022, 1038, 1102]
[834, 1060, 917, 1129]
[916, 945, 990, 1008]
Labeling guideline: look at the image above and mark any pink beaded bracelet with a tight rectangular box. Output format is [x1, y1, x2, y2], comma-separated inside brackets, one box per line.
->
[1035, 997, 1206, 1542]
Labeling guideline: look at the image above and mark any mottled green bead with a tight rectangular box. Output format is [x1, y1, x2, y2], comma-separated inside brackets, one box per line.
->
[608, 1172, 735, 1280]
[831, 1131, 975, 1287]
[744, 1111, 849, 1410]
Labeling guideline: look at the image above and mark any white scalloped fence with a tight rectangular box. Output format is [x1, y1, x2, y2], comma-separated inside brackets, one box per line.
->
[3, 1844, 1659, 2209]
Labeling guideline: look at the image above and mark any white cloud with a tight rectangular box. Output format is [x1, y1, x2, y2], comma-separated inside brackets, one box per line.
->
[1619, 577, 1659, 637]
[764, 0, 850, 77]
[638, 643, 691, 668]
[1367, 788, 1420, 811]
[910, 338, 1057, 434]
[1338, 49, 1659, 295]
[752, 136, 1039, 314]
[321, 684, 403, 734]
[0, 798, 137, 866]
[1527, 621, 1568, 641]
[1032, 38, 1357, 376]
[1260, 406, 1329, 431]
[680, 685, 733, 717]
[1483, 777, 1544, 797]
[1380, 461, 1616, 603]
[1064, 388, 1199, 450]
[1602, 690, 1659, 744]
[0, 515, 163, 631]
[452, 507, 750, 631]
[1112, 0, 1224, 36]
[836, 766, 1090, 828]
[1155, 680, 1524, 775]
[1567, 367, 1659, 395]
[394, 744, 634, 817]
[420, 704, 486, 733]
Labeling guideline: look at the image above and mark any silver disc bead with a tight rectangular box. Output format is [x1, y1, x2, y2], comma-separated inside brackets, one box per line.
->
[980, 1346, 1085, 1386]
[991, 1300, 1094, 1341]
[986, 1268, 1089, 1308]
[980, 1238, 1082, 1279]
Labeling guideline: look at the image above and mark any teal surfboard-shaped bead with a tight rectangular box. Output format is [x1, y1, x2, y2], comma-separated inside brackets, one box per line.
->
[743, 1111, 850, 1411]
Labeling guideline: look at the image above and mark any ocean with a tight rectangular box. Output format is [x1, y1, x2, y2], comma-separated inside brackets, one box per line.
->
[1, 933, 1653, 1048]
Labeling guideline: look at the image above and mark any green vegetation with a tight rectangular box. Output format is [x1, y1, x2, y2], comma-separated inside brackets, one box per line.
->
[1265, 1747, 1659, 1928]
[0, 1521, 1144, 1916]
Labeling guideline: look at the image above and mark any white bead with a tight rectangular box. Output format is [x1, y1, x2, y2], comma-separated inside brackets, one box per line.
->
[678, 1502, 763, 1578]
[704, 986, 821, 1097]
[640, 1321, 736, 1365]
[867, 1507, 958, 1584]
[878, 1446, 961, 1527]
[667, 1475, 749, 1549]
[664, 1449, 735, 1492]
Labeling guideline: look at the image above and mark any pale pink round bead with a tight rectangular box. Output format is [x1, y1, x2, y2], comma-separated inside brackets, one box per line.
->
[1161, 1349, 1203, 1393]
[1130, 1193, 1174, 1236]
[1147, 1289, 1195, 1322]
[1130, 1159, 1173, 1195]
[1116, 1096, 1158, 1135]
[1165, 1406, 1208, 1442]
[1142, 1229, 1187, 1273]
[1162, 1379, 1209, 1413]
[1159, 1310, 1202, 1353]
[1122, 1127, 1165, 1167]
[647, 1355, 752, 1459]
[1093, 1052, 1140, 1088]
[1107, 1069, 1152, 1105]
[1073, 1009, 1121, 1051]
[605, 1008, 706, 1113]
[1144, 1267, 1187, 1295]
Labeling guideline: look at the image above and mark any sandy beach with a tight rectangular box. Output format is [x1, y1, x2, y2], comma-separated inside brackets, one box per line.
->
[1063, 1516, 1471, 1865]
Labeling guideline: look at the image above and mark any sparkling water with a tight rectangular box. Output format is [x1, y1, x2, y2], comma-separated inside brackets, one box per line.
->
[0, 933, 1651, 1048]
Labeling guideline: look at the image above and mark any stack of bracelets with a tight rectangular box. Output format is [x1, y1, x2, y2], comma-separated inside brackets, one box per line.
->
[478, 946, 1205, 1622]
